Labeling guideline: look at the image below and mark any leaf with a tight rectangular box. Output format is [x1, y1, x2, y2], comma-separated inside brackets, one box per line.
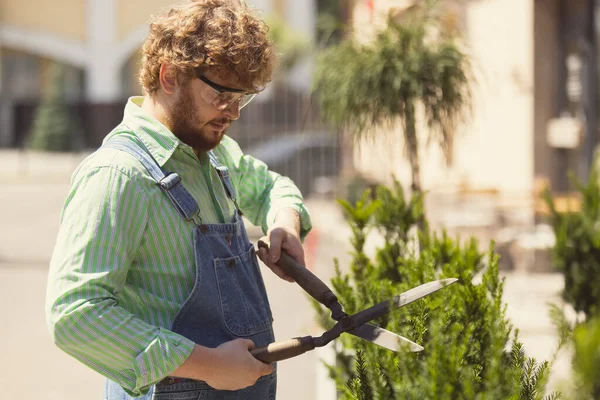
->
[547, 302, 573, 350]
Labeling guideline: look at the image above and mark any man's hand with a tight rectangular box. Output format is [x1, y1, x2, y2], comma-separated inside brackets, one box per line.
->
[257, 208, 305, 282]
[203, 339, 273, 390]
[171, 340, 273, 391]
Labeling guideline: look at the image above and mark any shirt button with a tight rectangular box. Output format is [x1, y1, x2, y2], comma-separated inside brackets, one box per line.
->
[228, 259, 236, 268]
[200, 225, 209, 233]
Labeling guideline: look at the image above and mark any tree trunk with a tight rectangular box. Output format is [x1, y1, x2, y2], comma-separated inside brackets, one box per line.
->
[340, 127, 355, 177]
[404, 101, 425, 235]
[404, 101, 421, 194]
[409, 147, 422, 194]
[338, 126, 357, 200]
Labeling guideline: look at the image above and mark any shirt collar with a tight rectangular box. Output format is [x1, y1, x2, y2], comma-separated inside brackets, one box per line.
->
[122, 96, 195, 167]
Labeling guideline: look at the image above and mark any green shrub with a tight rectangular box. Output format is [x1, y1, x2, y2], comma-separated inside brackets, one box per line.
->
[27, 63, 75, 152]
[571, 316, 600, 399]
[313, 180, 559, 399]
[545, 158, 600, 399]
[544, 165, 600, 319]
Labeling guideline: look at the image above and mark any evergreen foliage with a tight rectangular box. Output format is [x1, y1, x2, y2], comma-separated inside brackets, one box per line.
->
[313, 180, 559, 399]
[544, 157, 600, 399]
[544, 165, 600, 319]
[27, 63, 75, 152]
[570, 316, 600, 399]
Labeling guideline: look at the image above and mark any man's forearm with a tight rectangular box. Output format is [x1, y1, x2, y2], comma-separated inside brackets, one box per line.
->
[273, 207, 301, 237]
[172, 344, 216, 381]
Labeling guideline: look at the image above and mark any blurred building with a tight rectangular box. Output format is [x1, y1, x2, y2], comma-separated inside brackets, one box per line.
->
[0, 0, 340, 196]
[0, 0, 318, 143]
[350, 0, 598, 270]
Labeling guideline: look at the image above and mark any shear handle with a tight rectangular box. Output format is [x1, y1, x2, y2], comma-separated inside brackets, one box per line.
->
[257, 239, 344, 320]
[250, 336, 315, 363]
[251, 318, 348, 363]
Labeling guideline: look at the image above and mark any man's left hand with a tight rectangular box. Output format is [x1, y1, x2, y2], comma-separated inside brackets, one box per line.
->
[257, 209, 304, 282]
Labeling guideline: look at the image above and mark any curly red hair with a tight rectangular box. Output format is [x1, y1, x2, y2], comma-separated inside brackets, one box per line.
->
[139, 0, 276, 94]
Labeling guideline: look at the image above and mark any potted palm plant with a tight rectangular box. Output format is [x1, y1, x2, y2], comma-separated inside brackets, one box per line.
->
[313, 4, 472, 194]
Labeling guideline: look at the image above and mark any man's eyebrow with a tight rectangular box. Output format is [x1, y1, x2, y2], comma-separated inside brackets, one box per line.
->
[196, 72, 246, 93]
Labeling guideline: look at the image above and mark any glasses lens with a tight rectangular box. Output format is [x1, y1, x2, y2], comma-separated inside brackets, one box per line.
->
[212, 92, 240, 110]
[199, 77, 257, 111]
[211, 93, 257, 111]
[239, 93, 257, 110]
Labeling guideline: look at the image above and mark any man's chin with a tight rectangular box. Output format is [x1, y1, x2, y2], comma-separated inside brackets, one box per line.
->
[196, 129, 226, 152]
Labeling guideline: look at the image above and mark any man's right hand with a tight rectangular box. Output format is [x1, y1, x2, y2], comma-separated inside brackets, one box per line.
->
[171, 339, 273, 391]
[204, 339, 274, 390]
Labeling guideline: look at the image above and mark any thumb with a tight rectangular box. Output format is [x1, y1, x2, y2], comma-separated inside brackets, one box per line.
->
[268, 231, 283, 263]
[240, 339, 256, 350]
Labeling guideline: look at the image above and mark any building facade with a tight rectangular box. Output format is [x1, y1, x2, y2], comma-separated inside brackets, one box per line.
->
[0, 0, 316, 147]
[351, 0, 598, 212]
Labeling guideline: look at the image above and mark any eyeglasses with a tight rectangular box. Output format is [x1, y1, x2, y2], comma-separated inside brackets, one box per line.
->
[195, 72, 257, 111]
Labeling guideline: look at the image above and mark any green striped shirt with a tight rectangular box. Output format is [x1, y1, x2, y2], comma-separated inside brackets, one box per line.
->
[45, 96, 312, 397]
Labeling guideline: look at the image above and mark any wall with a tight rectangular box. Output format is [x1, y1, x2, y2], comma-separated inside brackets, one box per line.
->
[117, 0, 171, 41]
[0, 0, 87, 42]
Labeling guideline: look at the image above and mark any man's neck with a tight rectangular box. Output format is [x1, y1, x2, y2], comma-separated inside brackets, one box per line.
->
[141, 95, 170, 130]
[139, 93, 208, 159]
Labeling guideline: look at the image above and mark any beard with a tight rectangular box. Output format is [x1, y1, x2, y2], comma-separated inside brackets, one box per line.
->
[166, 85, 229, 153]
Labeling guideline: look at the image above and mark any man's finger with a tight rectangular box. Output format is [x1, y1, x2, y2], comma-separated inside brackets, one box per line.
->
[269, 265, 295, 282]
[256, 246, 268, 264]
[256, 245, 293, 282]
[268, 230, 283, 263]
[281, 241, 306, 267]
[241, 339, 255, 350]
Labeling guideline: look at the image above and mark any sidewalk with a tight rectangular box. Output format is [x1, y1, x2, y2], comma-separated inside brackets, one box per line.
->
[0, 149, 90, 183]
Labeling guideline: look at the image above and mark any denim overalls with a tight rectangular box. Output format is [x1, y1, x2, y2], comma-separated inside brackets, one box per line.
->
[102, 137, 276, 399]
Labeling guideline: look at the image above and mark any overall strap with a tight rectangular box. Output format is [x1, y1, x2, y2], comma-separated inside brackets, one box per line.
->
[101, 137, 201, 224]
[207, 151, 243, 215]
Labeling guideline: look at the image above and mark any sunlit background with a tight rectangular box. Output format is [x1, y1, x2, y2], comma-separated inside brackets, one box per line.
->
[1, 0, 599, 399]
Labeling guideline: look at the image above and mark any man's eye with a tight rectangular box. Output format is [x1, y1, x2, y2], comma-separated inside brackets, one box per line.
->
[217, 92, 237, 102]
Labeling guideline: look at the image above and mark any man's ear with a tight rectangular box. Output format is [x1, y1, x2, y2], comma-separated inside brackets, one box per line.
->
[159, 64, 179, 95]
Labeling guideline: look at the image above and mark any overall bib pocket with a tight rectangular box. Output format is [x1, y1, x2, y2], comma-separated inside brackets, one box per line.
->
[214, 245, 273, 336]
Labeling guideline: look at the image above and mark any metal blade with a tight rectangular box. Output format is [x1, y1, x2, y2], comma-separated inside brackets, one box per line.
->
[349, 278, 459, 330]
[392, 278, 458, 309]
[349, 323, 424, 352]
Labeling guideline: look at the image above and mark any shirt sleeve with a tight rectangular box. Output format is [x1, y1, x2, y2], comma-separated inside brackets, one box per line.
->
[45, 161, 195, 397]
[217, 136, 312, 240]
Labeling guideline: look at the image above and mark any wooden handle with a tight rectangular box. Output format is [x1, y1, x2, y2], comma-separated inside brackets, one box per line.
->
[258, 240, 342, 316]
[250, 336, 315, 363]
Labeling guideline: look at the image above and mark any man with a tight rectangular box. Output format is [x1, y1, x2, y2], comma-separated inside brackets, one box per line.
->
[45, 1, 311, 398]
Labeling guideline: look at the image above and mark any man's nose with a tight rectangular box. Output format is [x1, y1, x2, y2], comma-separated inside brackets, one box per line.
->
[222, 101, 241, 120]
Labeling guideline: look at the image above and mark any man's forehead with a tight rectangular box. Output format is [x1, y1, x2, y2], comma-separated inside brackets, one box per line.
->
[202, 67, 245, 91]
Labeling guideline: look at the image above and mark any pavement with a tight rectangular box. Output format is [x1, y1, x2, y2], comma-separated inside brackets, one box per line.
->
[0, 150, 574, 399]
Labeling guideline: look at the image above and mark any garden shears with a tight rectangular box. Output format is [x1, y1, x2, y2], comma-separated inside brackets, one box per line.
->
[251, 240, 458, 363]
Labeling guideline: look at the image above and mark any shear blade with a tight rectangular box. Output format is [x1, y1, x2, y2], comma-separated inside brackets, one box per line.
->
[349, 323, 424, 352]
[343, 279, 459, 352]
[391, 278, 458, 309]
